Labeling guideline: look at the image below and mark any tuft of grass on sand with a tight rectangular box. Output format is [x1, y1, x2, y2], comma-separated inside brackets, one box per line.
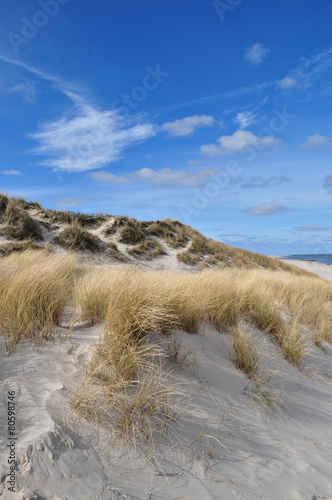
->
[127, 239, 166, 259]
[57, 220, 101, 252]
[0, 250, 76, 349]
[0, 197, 43, 241]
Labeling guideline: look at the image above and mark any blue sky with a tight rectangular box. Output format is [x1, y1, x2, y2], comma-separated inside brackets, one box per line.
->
[0, 0, 332, 255]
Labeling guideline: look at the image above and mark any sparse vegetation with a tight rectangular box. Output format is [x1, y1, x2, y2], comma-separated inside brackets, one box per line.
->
[128, 239, 166, 259]
[58, 221, 101, 252]
[119, 218, 147, 245]
[108, 241, 128, 261]
[0, 198, 43, 241]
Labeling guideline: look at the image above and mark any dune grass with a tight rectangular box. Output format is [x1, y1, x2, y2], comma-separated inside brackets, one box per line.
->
[1, 247, 330, 437]
[74, 265, 332, 362]
[0, 197, 43, 241]
[58, 220, 101, 252]
[0, 250, 76, 349]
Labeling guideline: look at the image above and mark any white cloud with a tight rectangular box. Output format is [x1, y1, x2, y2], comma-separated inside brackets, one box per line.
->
[301, 134, 330, 149]
[244, 43, 269, 65]
[87, 170, 130, 184]
[8, 81, 36, 103]
[235, 111, 256, 129]
[161, 115, 215, 137]
[1, 170, 23, 175]
[244, 203, 293, 215]
[134, 167, 217, 187]
[200, 130, 281, 157]
[0, 57, 156, 173]
[30, 103, 156, 172]
[279, 77, 297, 89]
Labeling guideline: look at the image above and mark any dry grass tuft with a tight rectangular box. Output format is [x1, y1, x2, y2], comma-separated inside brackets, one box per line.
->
[0, 250, 76, 349]
[0, 198, 43, 241]
[58, 221, 101, 252]
[232, 325, 260, 379]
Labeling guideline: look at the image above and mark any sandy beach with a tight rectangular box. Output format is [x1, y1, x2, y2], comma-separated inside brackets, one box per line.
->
[273, 257, 332, 282]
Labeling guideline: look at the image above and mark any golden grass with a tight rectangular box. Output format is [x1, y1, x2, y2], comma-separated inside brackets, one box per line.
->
[2, 247, 331, 437]
[0, 250, 76, 349]
[58, 220, 101, 252]
[74, 265, 332, 361]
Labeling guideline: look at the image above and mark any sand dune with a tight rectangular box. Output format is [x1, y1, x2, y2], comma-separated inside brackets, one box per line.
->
[1, 262, 332, 499]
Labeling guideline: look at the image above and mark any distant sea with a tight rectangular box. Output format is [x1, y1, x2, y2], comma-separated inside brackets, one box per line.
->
[279, 254, 332, 265]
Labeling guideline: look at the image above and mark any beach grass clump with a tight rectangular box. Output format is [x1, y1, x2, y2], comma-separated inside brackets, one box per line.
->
[0, 198, 43, 241]
[73, 271, 181, 440]
[148, 218, 189, 248]
[58, 221, 101, 252]
[73, 266, 119, 326]
[231, 325, 260, 379]
[0, 250, 76, 349]
[108, 241, 128, 261]
[119, 218, 147, 245]
[127, 239, 166, 259]
[104, 269, 174, 339]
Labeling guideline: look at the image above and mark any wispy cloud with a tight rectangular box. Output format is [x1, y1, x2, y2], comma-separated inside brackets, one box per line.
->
[244, 203, 293, 215]
[150, 47, 332, 115]
[0, 55, 156, 172]
[1, 169, 23, 175]
[134, 167, 217, 187]
[161, 115, 215, 137]
[0, 54, 79, 94]
[8, 81, 36, 103]
[281, 47, 332, 91]
[240, 175, 292, 189]
[294, 225, 329, 232]
[244, 43, 269, 65]
[87, 170, 130, 184]
[300, 134, 330, 149]
[151, 81, 276, 114]
[30, 105, 156, 172]
[200, 130, 282, 157]
[234, 111, 256, 129]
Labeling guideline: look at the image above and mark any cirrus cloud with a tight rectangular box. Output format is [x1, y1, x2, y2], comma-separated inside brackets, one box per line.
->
[30, 103, 156, 173]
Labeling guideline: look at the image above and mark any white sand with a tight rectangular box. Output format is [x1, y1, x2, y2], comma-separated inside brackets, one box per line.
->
[1, 314, 332, 499]
[277, 258, 332, 282]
